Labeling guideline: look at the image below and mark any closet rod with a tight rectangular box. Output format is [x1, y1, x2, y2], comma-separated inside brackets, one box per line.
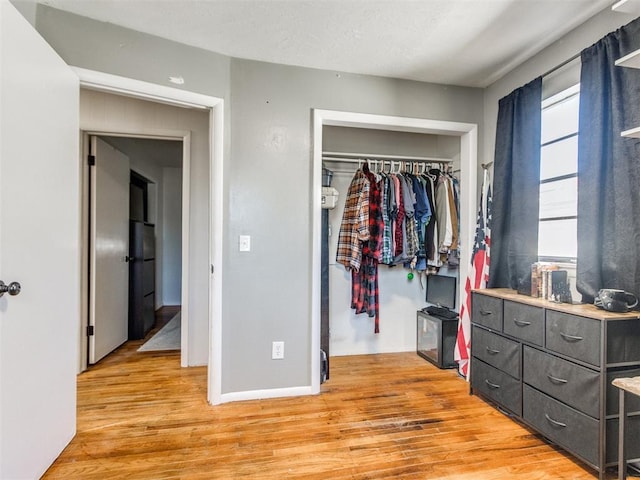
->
[322, 151, 453, 163]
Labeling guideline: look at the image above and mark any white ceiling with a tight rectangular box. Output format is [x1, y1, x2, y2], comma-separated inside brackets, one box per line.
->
[34, 0, 613, 88]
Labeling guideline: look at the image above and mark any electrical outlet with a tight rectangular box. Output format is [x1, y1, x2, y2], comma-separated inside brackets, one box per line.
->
[239, 235, 251, 252]
[272, 341, 284, 360]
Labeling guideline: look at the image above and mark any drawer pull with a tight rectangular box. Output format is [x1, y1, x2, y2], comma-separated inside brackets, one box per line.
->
[485, 346, 500, 355]
[485, 379, 500, 389]
[544, 413, 567, 428]
[479, 309, 493, 316]
[547, 374, 568, 385]
[559, 332, 584, 342]
[513, 319, 531, 327]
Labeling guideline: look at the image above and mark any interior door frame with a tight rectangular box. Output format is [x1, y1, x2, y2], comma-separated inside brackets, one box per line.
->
[311, 109, 478, 393]
[81, 130, 190, 367]
[73, 68, 225, 405]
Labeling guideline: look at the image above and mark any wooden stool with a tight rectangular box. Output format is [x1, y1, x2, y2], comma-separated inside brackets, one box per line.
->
[612, 377, 640, 480]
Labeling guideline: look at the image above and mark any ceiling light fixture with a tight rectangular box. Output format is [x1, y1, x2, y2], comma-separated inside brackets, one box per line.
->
[169, 76, 185, 85]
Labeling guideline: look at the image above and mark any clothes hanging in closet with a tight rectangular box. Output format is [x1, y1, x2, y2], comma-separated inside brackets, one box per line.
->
[337, 163, 381, 332]
[431, 170, 459, 266]
[336, 161, 460, 333]
[381, 168, 459, 270]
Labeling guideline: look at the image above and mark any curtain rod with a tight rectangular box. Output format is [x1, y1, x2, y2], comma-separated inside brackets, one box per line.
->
[322, 151, 453, 163]
[541, 51, 581, 79]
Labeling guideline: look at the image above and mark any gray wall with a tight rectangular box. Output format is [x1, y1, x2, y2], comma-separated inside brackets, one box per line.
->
[323, 126, 461, 159]
[33, 5, 231, 101]
[30, 5, 484, 395]
[162, 167, 182, 305]
[226, 58, 483, 392]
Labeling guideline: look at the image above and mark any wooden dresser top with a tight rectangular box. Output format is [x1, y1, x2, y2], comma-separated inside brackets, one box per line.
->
[472, 288, 640, 321]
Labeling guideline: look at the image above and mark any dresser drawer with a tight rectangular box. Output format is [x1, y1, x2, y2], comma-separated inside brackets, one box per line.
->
[471, 357, 522, 416]
[523, 385, 598, 467]
[472, 326, 520, 379]
[472, 293, 503, 331]
[523, 346, 599, 418]
[504, 301, 544, 346]
[546, 311, 601, 367]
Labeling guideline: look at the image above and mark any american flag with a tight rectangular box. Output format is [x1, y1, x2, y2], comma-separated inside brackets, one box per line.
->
[455, 169, 492, 379]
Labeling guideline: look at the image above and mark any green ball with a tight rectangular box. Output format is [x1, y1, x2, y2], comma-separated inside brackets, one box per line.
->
[407, 272, 414, 280]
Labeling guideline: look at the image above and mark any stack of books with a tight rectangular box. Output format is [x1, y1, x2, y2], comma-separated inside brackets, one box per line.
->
[531, 262, 569, 302]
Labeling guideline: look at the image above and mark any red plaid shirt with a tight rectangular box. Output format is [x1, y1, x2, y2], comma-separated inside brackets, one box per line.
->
[336, 170, 370, 271]
[362, 168, 383, 261]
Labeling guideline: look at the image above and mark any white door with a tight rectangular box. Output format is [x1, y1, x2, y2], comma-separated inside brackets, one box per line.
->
[89, 136, 130, 364]
[0, 2, 80, 478]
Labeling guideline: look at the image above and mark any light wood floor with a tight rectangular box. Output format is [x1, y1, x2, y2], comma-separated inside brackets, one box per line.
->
[44, 326, 636, 479]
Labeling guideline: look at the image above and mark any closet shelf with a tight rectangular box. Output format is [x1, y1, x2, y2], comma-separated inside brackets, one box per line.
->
[612, 0, 640, 14]
[322, 151, 453, 163]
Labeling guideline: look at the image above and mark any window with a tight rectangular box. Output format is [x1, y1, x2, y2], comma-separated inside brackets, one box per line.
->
[538, 84, 579, 262]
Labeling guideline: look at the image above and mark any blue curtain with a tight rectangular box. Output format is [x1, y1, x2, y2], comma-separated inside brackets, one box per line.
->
[488, 77, 542, 290]
[576, 18, 640, 303]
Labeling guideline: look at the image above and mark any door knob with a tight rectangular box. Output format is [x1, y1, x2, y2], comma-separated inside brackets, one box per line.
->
[0, 281, 21, 297]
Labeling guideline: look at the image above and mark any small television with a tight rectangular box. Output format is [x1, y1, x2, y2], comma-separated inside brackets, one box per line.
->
[426, 274, 457, 310]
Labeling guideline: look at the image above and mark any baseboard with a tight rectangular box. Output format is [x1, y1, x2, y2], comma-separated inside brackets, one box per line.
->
[218, 385, 316, 404]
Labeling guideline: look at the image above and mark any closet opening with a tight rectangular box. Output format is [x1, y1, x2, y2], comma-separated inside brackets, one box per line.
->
[311, 110, 478, 392]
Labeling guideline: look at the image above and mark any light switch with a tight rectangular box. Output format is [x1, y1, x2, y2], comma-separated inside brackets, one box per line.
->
[239, 235, 251, 252]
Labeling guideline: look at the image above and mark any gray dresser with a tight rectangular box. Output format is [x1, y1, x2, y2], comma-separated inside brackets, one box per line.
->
[470, 288, 640, 479]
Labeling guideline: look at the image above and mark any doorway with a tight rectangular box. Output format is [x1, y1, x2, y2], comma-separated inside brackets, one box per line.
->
[74, 67, 224, 404]
[82, 132, 186, 366]
[321, 127, 463, 367]
[311, 109, 478, 392]
[85, 134, 184, 364]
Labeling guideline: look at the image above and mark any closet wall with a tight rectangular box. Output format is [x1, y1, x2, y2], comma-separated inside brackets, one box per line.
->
[324, 126, 461, 355]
